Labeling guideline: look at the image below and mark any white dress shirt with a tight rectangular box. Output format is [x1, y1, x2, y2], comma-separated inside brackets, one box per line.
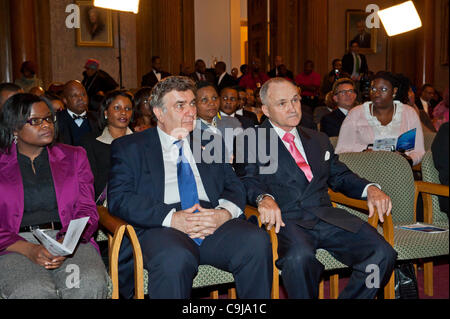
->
[269, 121, 378, 198]
[220, 111, 235, 118]
[157, 127, 242, 227]
[420, 98, 429, 115]
[153, 69, 162, 82]
[338, 107, 350, 116]
[66, 109, 87, 127]
[217, 72, 226, 86]
[351, 52, 362, 77]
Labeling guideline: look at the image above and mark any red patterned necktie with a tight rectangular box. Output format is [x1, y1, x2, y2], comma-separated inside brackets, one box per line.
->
[282, 132, 313, 182]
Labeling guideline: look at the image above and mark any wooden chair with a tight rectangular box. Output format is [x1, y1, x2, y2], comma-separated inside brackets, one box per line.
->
[244, 196, 395, 299]
[97, 206, 272, 299]
[338, 151, 448, 298]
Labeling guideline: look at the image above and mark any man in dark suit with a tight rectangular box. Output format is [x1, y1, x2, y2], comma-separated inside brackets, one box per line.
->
[215, 61, 237, 93]
[342, 41, 369, 82]
[234, 78, 396, 299]
[58, 80, 100, 146]
[81, 58, 118, 99]
[219, 86, 256, 129]
[108, 76, 272, 299]
[141, 56, 171, 88]
[268, 55, 294, 80]
[415, 84, 438, 118]
[190, 59, 215, 84]
[320, 78, 357, 137]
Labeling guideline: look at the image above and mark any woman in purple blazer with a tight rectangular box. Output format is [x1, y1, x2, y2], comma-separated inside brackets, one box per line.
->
[0, 93, 108, 299]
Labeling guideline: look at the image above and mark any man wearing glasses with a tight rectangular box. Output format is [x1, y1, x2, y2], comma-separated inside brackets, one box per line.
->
[320, 78, 357, 137]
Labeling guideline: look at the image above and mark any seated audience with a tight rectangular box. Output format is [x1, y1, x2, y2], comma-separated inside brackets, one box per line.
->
[57, 80, 100, 146]
[43, 93, 65, 112]
[29, 86, 45, 97]
[190, 59, 215, 83]
[220, 86, 256, 129]
[214, 61, 237, 94]
[268, 55, 294, 80]
[320, 78, 357, 137]
[335, 72, 425, 166]
[0, 93, 108, 299]
[234, 77, 396, 298]
[236, 86, 259, 125]
[415, 84, 438, 119]
[80, 90, 134, 203]
[141, 56, 171, 88]
[432, 88, 449, 131]
[131, 87, 156, 132]
[15, 61, 43, 93]
[295, 60, 321, 109]
[395, 75, 436, 133]
[0, 83, 23, 111]
[431, 122, 449, 216]
[107, 76, 272, 299]
[321, 59, 350, 97]
[81, 59, 118, 100]
[239, 57, 270, 90]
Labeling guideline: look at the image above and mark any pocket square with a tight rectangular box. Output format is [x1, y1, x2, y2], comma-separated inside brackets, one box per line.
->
[324, 151, 330, 161]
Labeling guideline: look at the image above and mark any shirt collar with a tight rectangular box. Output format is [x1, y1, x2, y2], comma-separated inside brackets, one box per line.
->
[157, 126, 189, 152]
[269, 120, 299, 141]
[338, 107, 349, 116]
[220, 111, 235, 117]
[96, 126, 133, 144]
[67, 109, 87, 119]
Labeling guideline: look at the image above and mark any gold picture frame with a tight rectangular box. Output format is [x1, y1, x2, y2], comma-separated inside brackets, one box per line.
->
[76, 1, 113, 47]
[346, 10, 377, 54]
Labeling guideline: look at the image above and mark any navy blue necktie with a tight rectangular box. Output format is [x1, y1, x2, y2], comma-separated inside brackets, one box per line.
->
[174, 140, 202, 245]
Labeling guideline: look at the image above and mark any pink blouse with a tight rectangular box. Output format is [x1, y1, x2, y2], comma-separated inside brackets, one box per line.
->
[335, 101, 425, 165]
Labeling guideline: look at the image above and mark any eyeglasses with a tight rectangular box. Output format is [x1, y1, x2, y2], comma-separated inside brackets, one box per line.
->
[25, 116, 56, 126]
[335, 89, 356, 96]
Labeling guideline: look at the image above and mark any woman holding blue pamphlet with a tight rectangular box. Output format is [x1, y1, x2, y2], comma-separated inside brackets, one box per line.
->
[335, 71, 425, 166]
[0, 94, 108, 299]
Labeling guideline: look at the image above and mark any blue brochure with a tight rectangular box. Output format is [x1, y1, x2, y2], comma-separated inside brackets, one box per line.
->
[396, 128, 416, 152]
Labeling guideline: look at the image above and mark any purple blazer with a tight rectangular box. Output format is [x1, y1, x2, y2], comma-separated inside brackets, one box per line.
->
[0, 143, 99, 256]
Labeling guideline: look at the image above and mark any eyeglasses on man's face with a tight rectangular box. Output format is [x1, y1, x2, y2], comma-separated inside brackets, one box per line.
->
[335, 89, 356, 96]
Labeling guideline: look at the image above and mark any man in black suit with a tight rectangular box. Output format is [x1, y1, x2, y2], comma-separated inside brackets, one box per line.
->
[108, 76, 272, 299]
[236, 86, 260, 125]
[141, 56, 171, 88]
[415, 84, 438, 118]
[268, 55, 294, 80]
[320, 78, 357, 137]
[219, 86, 256, 129]
[58, 80, 100, 146]
[215, 61, 237, 93]
[190, 59, 215, 84]
[235, 78, 396, 298]
[342, 41, 369, 82]
[81, 58, 118, 100]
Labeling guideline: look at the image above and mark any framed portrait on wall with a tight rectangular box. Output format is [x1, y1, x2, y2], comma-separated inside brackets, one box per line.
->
[346, 10, 377, 54]
[76, 1, 113, 47]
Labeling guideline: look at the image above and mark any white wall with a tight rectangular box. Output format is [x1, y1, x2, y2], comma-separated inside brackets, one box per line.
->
[194, 0, 242, 71]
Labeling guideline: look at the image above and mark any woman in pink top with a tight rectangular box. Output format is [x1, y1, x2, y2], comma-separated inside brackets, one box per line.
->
[335, 72, 425, 166]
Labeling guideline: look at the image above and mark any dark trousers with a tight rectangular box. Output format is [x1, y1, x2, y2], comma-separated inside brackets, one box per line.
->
[276, 219, 397, 299]
[139, 218, 272, 299]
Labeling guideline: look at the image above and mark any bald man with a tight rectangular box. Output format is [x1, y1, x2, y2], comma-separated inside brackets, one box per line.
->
[56, 80, 100, 145]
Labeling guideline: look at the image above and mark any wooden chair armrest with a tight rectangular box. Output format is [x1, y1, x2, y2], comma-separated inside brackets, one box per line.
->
[415, 181, 450, 197]
[412, 163, 421, 172]
[327, 190, 394, 246]
[96, 206, 144, 299]
[414, 181, 449, 224]
[244, 205, 279, 299]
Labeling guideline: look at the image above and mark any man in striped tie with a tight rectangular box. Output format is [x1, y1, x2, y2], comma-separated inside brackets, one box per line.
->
[234, 77, 397, 299]
[108, 76, 272, 299]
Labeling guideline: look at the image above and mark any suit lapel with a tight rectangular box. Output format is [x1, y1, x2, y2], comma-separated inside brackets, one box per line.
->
[144, 129, 165, 202]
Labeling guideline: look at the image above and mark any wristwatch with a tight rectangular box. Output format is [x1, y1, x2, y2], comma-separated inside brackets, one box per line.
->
[256, 193, 275, 206]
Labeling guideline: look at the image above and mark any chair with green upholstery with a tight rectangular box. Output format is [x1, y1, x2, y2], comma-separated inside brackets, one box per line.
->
[98, 206, 250, 299]
[419, 151, 449, 295]
[338, 151, 449, 297]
